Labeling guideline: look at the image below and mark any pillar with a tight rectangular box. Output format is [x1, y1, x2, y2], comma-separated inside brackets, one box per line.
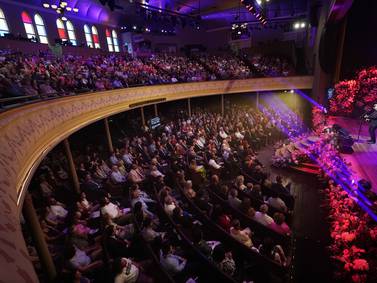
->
[154, 104, 158, 117]
[221, 94, 224, 116]
[140, 107, 146, 126]
[104, 118, 114, 153]
[334, 16, 348, 83]
[63, 138, 80, 194]
[187, 98, 191, 117]
[23, 193, 57, 281]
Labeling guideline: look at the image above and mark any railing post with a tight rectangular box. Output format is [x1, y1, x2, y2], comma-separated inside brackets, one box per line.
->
[154, 104, 158, 117]
[141, 107, 146, 126]
[221, 94, 224, 116]
[187, 98, 191, 117]
[63, 138, 80, 194]
[23, 193, 57, 281]
[104, 117, 114, 153]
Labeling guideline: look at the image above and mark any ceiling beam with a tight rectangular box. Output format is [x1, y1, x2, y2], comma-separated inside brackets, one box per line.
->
[191, 0, 240, 16]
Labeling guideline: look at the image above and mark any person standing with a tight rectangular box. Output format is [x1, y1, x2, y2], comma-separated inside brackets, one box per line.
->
[365, 103, 377, 144]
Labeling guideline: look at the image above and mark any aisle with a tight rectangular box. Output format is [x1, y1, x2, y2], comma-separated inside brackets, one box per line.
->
[257, 147, 333, 283]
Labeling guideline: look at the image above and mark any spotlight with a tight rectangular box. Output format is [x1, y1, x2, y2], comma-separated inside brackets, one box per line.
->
[51, 4, 57, 9]
[73, 8, 79, 12]
[290, 90, 294, 93]
[66, 7, 72, 11]
[61, 16, 67, 21]
[133, 25, 137, 30]
[293, 22, 300, 29]
[300, 22, 306, 28]
[43, 3, 50, 8]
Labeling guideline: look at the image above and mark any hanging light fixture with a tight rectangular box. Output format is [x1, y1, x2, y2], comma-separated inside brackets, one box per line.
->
[42, 1, 79, 14]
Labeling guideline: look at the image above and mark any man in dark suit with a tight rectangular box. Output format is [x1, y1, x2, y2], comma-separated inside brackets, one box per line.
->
[365, 103, 377, 144]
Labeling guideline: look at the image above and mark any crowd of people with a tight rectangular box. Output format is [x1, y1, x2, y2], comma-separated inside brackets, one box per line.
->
[25, 105, 296, 283]
[0, 50, 295, 100]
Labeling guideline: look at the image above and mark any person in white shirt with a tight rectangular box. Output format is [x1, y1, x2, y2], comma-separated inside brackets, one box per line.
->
[219, 127, 228, 139]
[113, 257, 142, 283]
[47, 197, 68, 222]
[160, 243, 187, 275]
[65, 245, 103, 273]
[101, 197, 129, 225]
[208, 154, 222, 170]
[111, 165, 126, 184]
[234, 129, 244, 140]
[163, 196, 177, 216]
[254, 204, 274, 226]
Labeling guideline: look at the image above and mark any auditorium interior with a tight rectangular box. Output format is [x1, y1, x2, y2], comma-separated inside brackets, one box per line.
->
[1, 0, 377, 283]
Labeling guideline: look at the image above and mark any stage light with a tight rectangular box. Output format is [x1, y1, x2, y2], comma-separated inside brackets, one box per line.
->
[293, 22, 300, 29]
[43, 3, 50, 8]
[290, 90, 294, 93]
[133, 25, 137, 30]
[256, 0, 262, 5]
[66, 7, 72, 11]
[237, 31, 241, 35]
[300, 22, 306, 28]
[73, 8, 79, 12]
[61, 16, 67, 21]
[51, 4, 57, 9]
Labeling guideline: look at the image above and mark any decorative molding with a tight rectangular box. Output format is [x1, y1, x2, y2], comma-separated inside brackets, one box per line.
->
[0, 76, 312, 282]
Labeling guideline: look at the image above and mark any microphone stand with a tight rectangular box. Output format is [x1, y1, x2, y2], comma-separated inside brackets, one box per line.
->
[357, 113, 367, 143]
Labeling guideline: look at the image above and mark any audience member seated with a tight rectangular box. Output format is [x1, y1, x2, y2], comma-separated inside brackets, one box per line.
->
[254, 204, 274, 226]
[229, 219, 254, 248]
[268, 212, 291, 236]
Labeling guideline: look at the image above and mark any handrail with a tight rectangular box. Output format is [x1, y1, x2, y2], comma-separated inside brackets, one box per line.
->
[0, 76, 312, 283]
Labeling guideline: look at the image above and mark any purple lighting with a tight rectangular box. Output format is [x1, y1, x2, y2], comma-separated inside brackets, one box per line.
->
[259, 94, 377, 221]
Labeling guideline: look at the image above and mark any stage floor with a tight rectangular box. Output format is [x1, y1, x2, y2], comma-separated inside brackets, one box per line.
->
[329, 116, 377, 193]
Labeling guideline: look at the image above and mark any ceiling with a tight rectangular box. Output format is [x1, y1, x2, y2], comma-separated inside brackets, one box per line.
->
[6, 0, 309, 28]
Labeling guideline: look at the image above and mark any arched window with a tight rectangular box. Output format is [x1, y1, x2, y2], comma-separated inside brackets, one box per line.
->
[66, 20, 76, 46]
[34, 14, 48, 44]
[91, 26, 100, 49]
[112, 30, 120, 52]
[56, 18, 67, 41]
[84, 24, 93, 48]
[22, 11, 36, 39]
[57, 19, 77, 46]
[106, 29, 114, 52]
[0, 8, 9, 37]
[106, 29, 120, 52]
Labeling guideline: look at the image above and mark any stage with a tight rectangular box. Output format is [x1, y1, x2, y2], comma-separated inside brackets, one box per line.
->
[329, 116, 377, 193]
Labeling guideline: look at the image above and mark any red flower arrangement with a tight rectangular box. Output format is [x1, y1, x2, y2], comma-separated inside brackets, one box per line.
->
[330, 66, 377, 116]
[330, 80, 359, 115]
[312, 106, 327, 134]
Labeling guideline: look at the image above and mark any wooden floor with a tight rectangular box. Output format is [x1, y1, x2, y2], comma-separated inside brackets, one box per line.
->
[329, 116, 377, 193]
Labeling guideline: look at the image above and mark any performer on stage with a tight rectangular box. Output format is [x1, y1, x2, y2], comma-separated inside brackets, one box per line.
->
[365, 103, 377, 144]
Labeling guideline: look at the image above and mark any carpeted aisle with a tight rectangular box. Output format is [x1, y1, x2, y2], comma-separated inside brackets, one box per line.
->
[257, 147, 333, 283]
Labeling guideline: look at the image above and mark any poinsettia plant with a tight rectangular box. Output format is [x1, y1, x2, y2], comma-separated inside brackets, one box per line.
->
[330, 66, 377, 116]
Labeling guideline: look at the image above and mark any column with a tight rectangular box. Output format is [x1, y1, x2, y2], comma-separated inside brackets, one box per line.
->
[140, 107, 146, 126]
[63, 138, 80, 194]
[104, 118, 114, 153]
[334, 16, 348, 83]
[221, 94, 224, 116]
[187, 98, 191, 117]
[23, 193, 57, 281]
[154, 104, 158, 117]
